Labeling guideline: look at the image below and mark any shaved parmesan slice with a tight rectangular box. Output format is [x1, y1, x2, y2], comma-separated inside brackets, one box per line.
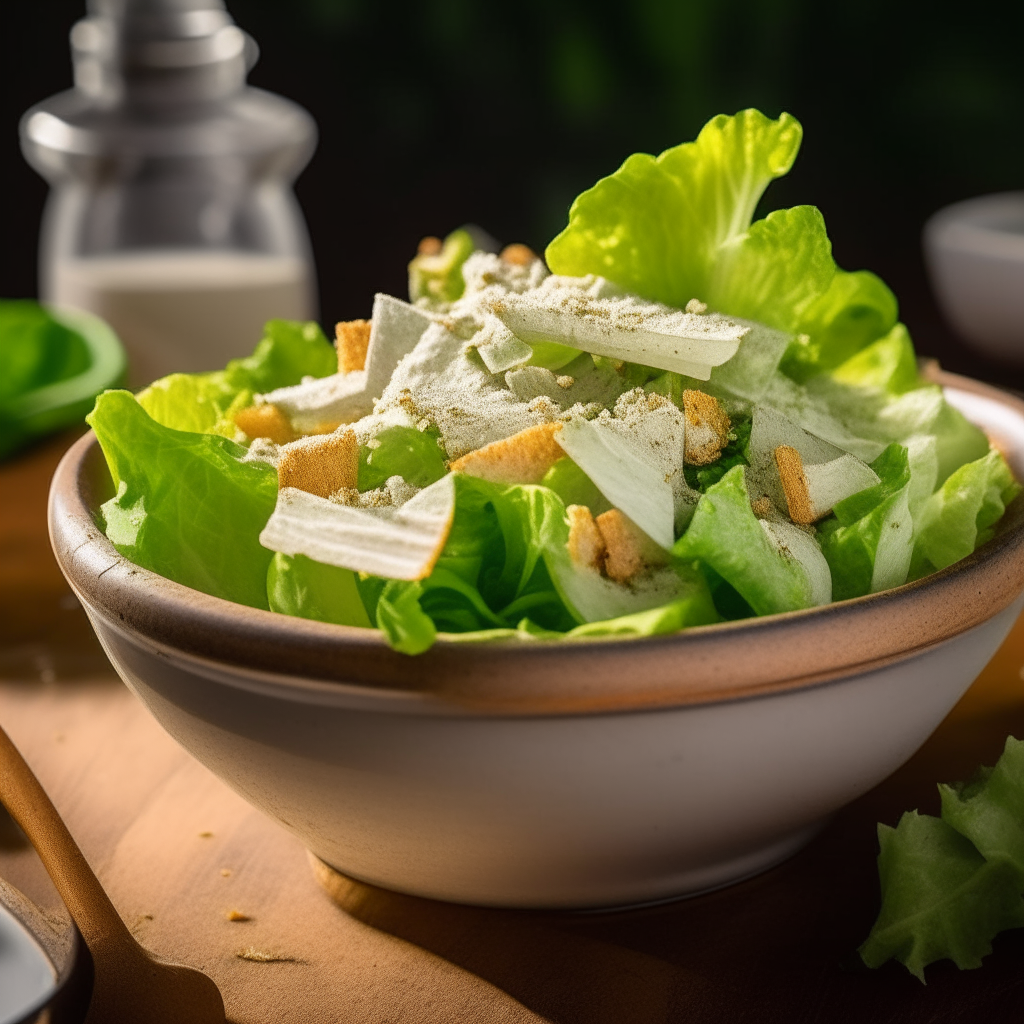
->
[474, 314, 533, 374]
[759, 520, 832, 606]
[489, 281, 748, 380]
[259, 474, 456, 581]
[263, 295, 431, 431]
[555, 418, 675, 549]
[705, 320, 792, 402]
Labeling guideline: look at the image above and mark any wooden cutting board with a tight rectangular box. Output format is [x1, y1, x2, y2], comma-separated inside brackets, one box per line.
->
[2, 432, 1022, 1024]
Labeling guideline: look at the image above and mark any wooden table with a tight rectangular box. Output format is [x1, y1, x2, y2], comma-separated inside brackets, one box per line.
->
[2, 431, 1022, 1024]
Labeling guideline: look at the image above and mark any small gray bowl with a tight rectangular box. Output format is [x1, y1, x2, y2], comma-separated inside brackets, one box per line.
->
[48, 370, 1024, 908]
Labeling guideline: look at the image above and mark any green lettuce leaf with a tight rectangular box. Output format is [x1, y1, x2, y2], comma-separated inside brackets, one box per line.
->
[859, 810, 1024, 982]
[940, 737, 1024, 885]
[546, 109, 833, 331]
[910, 448, 1021, 578]
[541, 456, 612, 515]
[780, 270, 899, 382]
[137, 319, 336, 436]
[267, 552, 372, 628]
[408, 228, 476, 306]
[87, 390, 278, 609]
[358, 425, 448, 491]
[819, 444, 914, 600]
[829, 323, 920, 395]
[672, 465, 814, 615]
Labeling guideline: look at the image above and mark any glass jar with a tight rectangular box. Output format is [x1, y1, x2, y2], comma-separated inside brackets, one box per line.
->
[21, 0, 318, 385]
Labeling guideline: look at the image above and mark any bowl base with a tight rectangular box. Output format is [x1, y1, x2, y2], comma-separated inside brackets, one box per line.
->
[307, 820, 826, 913]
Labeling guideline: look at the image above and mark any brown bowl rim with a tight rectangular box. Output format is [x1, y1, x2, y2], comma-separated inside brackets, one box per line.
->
[48, 369, 1024, 716]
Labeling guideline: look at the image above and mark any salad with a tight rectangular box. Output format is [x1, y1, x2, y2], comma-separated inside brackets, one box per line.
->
[87, 109, 1020, 654]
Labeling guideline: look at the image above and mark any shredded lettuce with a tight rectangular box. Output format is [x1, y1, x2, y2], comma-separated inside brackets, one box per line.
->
[860, 738, 1024, 981]
[87, 390, 278, 609]
[137, 319, 336, 436]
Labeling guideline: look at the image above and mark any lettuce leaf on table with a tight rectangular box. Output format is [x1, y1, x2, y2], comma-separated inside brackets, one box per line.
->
[137, 319, 337, 436]
[87, 390, 278, 609]
[861, 738, 1024, 981]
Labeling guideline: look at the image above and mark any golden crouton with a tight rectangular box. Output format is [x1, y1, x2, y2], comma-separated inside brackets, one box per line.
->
[277, 430, 359, 499]
[500, 243, 539, 266]
[682, 389, 731, 466]
[335, 319, 372, 374]
[773, 445, 815, 525]
[449, 422, 564, 484]
[595, 509, 668, 583]
[566, 505, 606, 570]
[417, 236, 443, 256]
[234, 403, 296, 445]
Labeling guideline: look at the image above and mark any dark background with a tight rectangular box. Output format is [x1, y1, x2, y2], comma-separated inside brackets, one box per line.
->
[3, 0, 1024, 384]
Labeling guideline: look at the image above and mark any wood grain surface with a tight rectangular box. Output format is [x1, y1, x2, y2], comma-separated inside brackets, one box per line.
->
[2, 430, 1023, 1024]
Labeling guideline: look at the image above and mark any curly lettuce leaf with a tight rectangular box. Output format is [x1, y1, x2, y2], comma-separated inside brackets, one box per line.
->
[358, 425, 448, 491]
[408, 228, 476, 306]
[546, 110, 832, 332]
[672, 465, 816, 615]
[910, 448, 1021, 578]
[940, 737, 1024, 885]
[780, 270, 899, 382]
[137, 319, 336, 436]
[819, 444, 914, 600]
[267, 552, 372, 628]
[859, 810, 1024, 982]
[87, 390, 278, 609]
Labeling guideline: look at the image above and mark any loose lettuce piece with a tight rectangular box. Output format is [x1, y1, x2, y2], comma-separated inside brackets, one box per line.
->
[137, 319, 336, 436]
[87, 390, 278, 609]
[358, 425, 448, 491]
[780, 270, 899, 382]
[830, 323, 920, 395]
[541, 456, 612, 515]
[565, 593, 719, 637]
[267, 552, 372, 628]
[673, 465, 818, 615]
[376, 580, 437, 655]
[859, 810, 1024, 982]
[546, 110, 831, 333]
[910, 449, 1021, 579]
[940, 737, 1024, 885]
[819, 444, 914, 600]
[408, 228, 475, 306]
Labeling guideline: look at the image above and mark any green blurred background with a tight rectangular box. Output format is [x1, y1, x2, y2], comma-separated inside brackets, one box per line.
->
[3, 0, 1023, 382]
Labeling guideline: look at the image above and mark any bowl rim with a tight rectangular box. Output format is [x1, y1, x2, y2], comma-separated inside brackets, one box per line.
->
[48, 368, 1024, 716]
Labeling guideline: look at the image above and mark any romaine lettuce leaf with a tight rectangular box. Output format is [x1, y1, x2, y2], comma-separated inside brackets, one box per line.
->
[545, 110, 833, 332]
[358, 424, 448, 491]
[859, 810, 1024, 982]
[819, 444, 914, 600]
[87, 390, 279, 609]
[267, 552, 372, 628]
[829, 323, 920, 395]
[940, 737, 1024, 885]
[672, 465, 817, 615]
[541, 456, 612, 515]
[137, 319, 336, 436]
[408, 228, 476, 306]
[910, 448, 1021, 579]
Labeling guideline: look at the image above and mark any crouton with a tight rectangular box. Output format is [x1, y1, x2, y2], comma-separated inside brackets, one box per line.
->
[499, 243, 538, 266]
[335, 319, 372, 374]
[417, 236, 443, 256]
[773, 444, 815, 525]
[566, 505, 606, 570]
[277, 429, 359, 499]
[682, 389, 731, 466]
[234, 403, 297, 445]
[449, 422, 564, 484]
[685, 298, 708, 314]
[595, 509, 668, 583]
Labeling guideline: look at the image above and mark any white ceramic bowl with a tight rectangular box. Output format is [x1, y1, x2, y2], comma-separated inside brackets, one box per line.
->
[924, 192, 1024, 362]
[48, 371, 1024, 909]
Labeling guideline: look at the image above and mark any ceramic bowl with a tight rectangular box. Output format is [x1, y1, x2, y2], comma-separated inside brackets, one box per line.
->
[924, 192, 1024, 362]
[48, 370, 1024, 909]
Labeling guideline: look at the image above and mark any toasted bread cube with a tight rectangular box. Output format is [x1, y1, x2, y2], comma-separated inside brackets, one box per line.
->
[234, 403, 296, 445]
[335, 319, 372, 374]
[595, 509, 668, 583]
[773, 444, 815, 525]
[682, 389, 731, 466]
[417, 236, 443, 256]
[566, 505, 606, 570]
[449, 422, 564, 484]
[499, 243, 539, 266]
[277, 429, 359, 499]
